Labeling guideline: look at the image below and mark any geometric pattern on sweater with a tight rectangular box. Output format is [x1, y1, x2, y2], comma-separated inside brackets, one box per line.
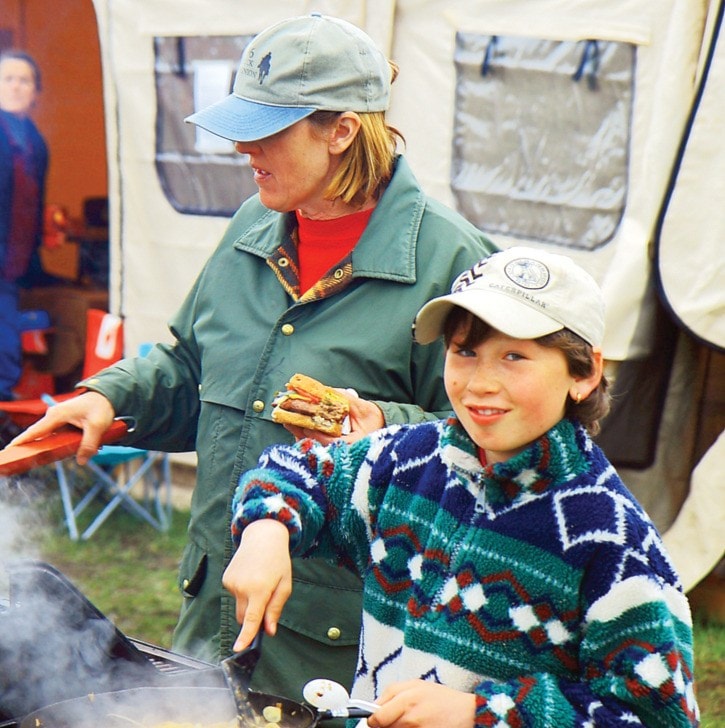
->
[389, 550, 577, 663]
[232, 417, 699, 727]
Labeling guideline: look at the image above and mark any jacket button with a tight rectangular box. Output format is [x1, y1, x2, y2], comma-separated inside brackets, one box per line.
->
[327, 627, 341, 641]
[182, 578, 190, 590]
[281, 324, 294, 335]
[252, 400, 265, 412]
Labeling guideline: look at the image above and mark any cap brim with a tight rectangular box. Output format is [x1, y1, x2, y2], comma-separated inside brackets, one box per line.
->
[184, 94, 316, 142]
[413, 290, 564, 344]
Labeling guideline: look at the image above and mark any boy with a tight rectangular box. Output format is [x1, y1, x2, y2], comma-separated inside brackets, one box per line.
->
[223, 247, 699, 727]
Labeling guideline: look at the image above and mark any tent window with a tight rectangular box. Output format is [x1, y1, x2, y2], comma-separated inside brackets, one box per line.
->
[154, 35, 256, 217]
[452, 34, 634, 250]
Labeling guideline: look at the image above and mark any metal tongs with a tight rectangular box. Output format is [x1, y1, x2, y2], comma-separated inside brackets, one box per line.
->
[220, 631, 264, 726]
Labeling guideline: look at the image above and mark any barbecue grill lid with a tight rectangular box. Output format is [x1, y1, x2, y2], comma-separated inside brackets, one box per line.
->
[0, 561, 213, 722]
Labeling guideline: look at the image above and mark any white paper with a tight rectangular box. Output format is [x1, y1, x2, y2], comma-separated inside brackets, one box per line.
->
[192, 60, 236, 154]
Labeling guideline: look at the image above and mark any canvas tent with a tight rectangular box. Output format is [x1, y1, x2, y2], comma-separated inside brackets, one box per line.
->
[91, 0, 724, 590]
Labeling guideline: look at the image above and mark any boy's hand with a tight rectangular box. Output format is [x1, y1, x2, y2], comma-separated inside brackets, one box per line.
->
[222, 519, 292, 652]
[367, 680, 476, 728]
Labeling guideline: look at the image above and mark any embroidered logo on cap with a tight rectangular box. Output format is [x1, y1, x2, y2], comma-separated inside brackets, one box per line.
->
[504, 258, 550, 290]
[258, 52, 271, 84]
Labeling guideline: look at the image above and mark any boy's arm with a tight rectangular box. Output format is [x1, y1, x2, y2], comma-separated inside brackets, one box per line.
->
[230, 440, 328, 554]
[222, 519, 291, 652]
[230, 436, 380, 575]
[226, 440, 352, 653]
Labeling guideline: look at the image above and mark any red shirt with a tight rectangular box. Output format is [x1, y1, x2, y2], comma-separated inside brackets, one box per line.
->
[295, 207, 374, 294]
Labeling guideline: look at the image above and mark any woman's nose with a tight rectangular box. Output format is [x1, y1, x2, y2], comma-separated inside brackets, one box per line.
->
[234, 140, 258, 155]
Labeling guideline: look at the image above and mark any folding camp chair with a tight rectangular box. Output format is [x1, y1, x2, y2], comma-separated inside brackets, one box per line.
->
[48, 401, 172, 540]
[0, 307, 124, 427]
[1, 309, 172, 540]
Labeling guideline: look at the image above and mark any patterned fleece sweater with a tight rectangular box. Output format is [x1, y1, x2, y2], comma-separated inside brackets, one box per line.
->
[231, 417, 699, 727]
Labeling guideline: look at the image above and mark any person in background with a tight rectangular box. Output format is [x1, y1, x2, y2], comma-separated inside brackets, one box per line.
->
[0, 50, 48, 403]
[224, 247, 699, 727]
[8, 14, 496, 709]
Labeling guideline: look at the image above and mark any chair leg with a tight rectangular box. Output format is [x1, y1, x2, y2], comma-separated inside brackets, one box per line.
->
[72, 479, 106, 516]
[139, 453, 172, 532]
[148, 453, 173, 531]
[80, 457, 167, 539]
[51, 450, 174, 540]
[159, 454, 172, 530]
[54, 461, 79, 541]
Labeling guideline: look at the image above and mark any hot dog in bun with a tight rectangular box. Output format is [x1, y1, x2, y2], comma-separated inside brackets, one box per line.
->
[271, 373, 350, 436]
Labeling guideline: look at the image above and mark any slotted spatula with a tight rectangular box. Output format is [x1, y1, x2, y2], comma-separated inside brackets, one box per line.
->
[220, 631, 263, 725]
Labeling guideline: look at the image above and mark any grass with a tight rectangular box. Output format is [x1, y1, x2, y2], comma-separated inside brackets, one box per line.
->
[692, 618, 725, 726]
[1, 471, 723, 725]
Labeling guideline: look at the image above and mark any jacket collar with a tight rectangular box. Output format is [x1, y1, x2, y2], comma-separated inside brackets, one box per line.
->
[350, 156, 424, 284]
[233, 156, 425, 285]
[441, 417, 592, 502]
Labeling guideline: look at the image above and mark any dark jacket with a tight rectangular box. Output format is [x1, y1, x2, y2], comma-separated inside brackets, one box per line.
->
[0, 109, 47, 284]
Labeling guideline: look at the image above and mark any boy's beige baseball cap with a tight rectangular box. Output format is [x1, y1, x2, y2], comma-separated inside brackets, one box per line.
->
[414, 246, 605, 347]
[185, 13, 391, 142]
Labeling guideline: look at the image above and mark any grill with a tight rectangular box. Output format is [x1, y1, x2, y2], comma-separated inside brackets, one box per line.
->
[0, 560, 226, 727]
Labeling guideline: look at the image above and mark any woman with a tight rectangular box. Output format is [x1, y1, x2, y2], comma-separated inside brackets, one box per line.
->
[0, 50, 48, 402]
[10, 14, 496, 707]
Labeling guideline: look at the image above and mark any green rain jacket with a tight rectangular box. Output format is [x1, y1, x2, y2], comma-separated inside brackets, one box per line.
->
[82, 156, 495, 705]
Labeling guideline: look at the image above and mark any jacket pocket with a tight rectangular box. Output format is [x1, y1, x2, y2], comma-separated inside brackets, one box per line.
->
[178, 541, 208, 598]
[278, 562, 363, 647]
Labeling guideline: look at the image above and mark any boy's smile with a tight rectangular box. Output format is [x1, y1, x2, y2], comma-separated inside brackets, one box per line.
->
[444, 329, 577, 464]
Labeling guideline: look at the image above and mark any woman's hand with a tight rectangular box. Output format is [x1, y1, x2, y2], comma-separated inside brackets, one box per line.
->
[7, 391, 116, 465]
[366, 680, 476, 728]
[222, 519, 292, 652]
[283, 388, 385, 445]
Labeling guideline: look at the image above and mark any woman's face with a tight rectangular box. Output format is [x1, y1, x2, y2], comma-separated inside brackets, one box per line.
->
[444, 328, 577, 464]
[0, 58, 38, 116]
[234, 119, 342, 217]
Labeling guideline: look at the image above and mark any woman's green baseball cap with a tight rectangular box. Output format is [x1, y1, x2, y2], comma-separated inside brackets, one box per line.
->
[185, 13, 391, 142]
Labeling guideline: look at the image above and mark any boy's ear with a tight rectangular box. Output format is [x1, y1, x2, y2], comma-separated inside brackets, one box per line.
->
[571, 347, 604, 401]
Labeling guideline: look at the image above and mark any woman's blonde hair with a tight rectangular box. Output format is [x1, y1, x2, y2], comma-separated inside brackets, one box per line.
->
[308, 62, 404, 207]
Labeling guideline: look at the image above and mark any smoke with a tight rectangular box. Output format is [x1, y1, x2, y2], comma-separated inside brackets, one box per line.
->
[0, 472, 111, 720]
[0, 476, 239, 724]
[0, 555, 171, 721]
[0, 473, 45, 584]
[0, 473, 66, 719]
[0, 495, 233, 724]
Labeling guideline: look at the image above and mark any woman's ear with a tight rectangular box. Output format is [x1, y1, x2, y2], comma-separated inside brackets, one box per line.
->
[571, 347, 604, 401]
[328, 112, 361, 155]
